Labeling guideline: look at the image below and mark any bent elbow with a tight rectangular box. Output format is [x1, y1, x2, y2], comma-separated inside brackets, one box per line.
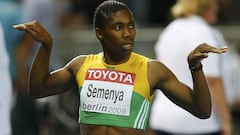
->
[194, 100, 212, 119]
[28, 85, 43, 99]
[28, 89, 39, 99]
[198, 113, 211, 119]
[196, 109, 212, 119]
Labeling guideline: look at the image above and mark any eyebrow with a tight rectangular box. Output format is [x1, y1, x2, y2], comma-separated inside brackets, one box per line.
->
[113, 20, 135, 25]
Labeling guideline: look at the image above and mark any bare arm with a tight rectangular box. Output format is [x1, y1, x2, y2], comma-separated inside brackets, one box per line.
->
[15, 33, 34, 92]
[149, 43, 228, 119]
[13, 20, 79, 98]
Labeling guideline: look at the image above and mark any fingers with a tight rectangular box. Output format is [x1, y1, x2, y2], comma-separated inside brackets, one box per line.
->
[188, 43, 227, 65]
[211, 46, 228, 53]
[12, 20, 52, 46]
[198, 43, 228, 54]
[12, 24, 26, 31]
[12, 20, 38, 31]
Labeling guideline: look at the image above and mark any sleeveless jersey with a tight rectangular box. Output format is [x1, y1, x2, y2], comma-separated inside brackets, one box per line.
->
[76, 52, 152, 130]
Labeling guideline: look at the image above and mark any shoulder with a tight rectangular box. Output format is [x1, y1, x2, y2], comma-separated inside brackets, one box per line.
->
[147, 59, 179, 90]
[148, 59, 168, 72]
[65, 55, 88, 75]
[147, 59, 173, 81]
[66, 53, 103, 74]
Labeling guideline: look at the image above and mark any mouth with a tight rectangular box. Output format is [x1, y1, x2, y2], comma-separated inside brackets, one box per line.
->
[122, 43, 133, 50]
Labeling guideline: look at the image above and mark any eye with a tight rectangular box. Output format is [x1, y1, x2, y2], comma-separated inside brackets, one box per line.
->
[128, 24, 135, 29]
[114, 24, 122, 31]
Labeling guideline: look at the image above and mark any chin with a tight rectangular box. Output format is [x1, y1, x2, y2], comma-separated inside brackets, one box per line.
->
[123, 49, 133, 53]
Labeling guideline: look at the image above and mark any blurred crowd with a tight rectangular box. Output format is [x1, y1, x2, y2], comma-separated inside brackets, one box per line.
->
[0, 0, 240, 135]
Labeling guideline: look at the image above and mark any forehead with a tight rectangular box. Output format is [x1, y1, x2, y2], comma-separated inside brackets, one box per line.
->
[105, 9, 134, 26]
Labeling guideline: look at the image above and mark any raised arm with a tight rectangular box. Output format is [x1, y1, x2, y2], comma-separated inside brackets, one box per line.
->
[150, 43, 227, 119]
[13, 20, 77, 98]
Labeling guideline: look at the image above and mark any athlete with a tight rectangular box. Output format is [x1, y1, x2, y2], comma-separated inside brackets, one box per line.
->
[13, 1, 227, 135]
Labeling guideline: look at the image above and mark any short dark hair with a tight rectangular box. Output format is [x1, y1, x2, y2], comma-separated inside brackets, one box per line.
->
[93, 0, 133, 29]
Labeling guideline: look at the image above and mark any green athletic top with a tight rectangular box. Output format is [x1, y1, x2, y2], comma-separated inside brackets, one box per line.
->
[76, 52, 153, 130]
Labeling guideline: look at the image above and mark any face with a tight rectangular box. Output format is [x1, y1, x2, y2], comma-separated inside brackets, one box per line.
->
[203, 0, 219, 24]
[96, 9, 136, 62]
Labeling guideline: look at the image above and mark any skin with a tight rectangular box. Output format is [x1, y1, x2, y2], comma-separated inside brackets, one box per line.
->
[13, 9, 227, 135]
[201, 0, 219, 24]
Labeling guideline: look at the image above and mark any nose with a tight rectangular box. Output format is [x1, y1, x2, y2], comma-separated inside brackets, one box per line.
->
[123, 27, 130, 38]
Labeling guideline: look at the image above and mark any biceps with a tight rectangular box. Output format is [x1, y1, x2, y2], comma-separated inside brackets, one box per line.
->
[160, 79, 193, 107]
[46, 68, 76, 92]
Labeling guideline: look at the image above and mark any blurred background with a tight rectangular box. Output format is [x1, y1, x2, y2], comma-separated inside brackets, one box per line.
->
[1, 0, 240, 135]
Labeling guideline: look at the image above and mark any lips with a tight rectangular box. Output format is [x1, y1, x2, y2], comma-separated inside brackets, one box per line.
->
[122, 43, 133, 50]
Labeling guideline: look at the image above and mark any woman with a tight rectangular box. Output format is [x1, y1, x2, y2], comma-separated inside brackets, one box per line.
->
[13, 1, 227, 135]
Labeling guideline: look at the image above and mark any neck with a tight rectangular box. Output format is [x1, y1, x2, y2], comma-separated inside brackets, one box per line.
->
[103, 52, 131, 65]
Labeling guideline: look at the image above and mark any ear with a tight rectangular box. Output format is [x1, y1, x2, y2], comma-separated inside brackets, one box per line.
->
[95, 28, 103, 40]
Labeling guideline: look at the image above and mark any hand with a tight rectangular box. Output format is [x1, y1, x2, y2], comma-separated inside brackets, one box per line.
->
[188, 43, 228, 66]
[13, 20, 53, 47]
